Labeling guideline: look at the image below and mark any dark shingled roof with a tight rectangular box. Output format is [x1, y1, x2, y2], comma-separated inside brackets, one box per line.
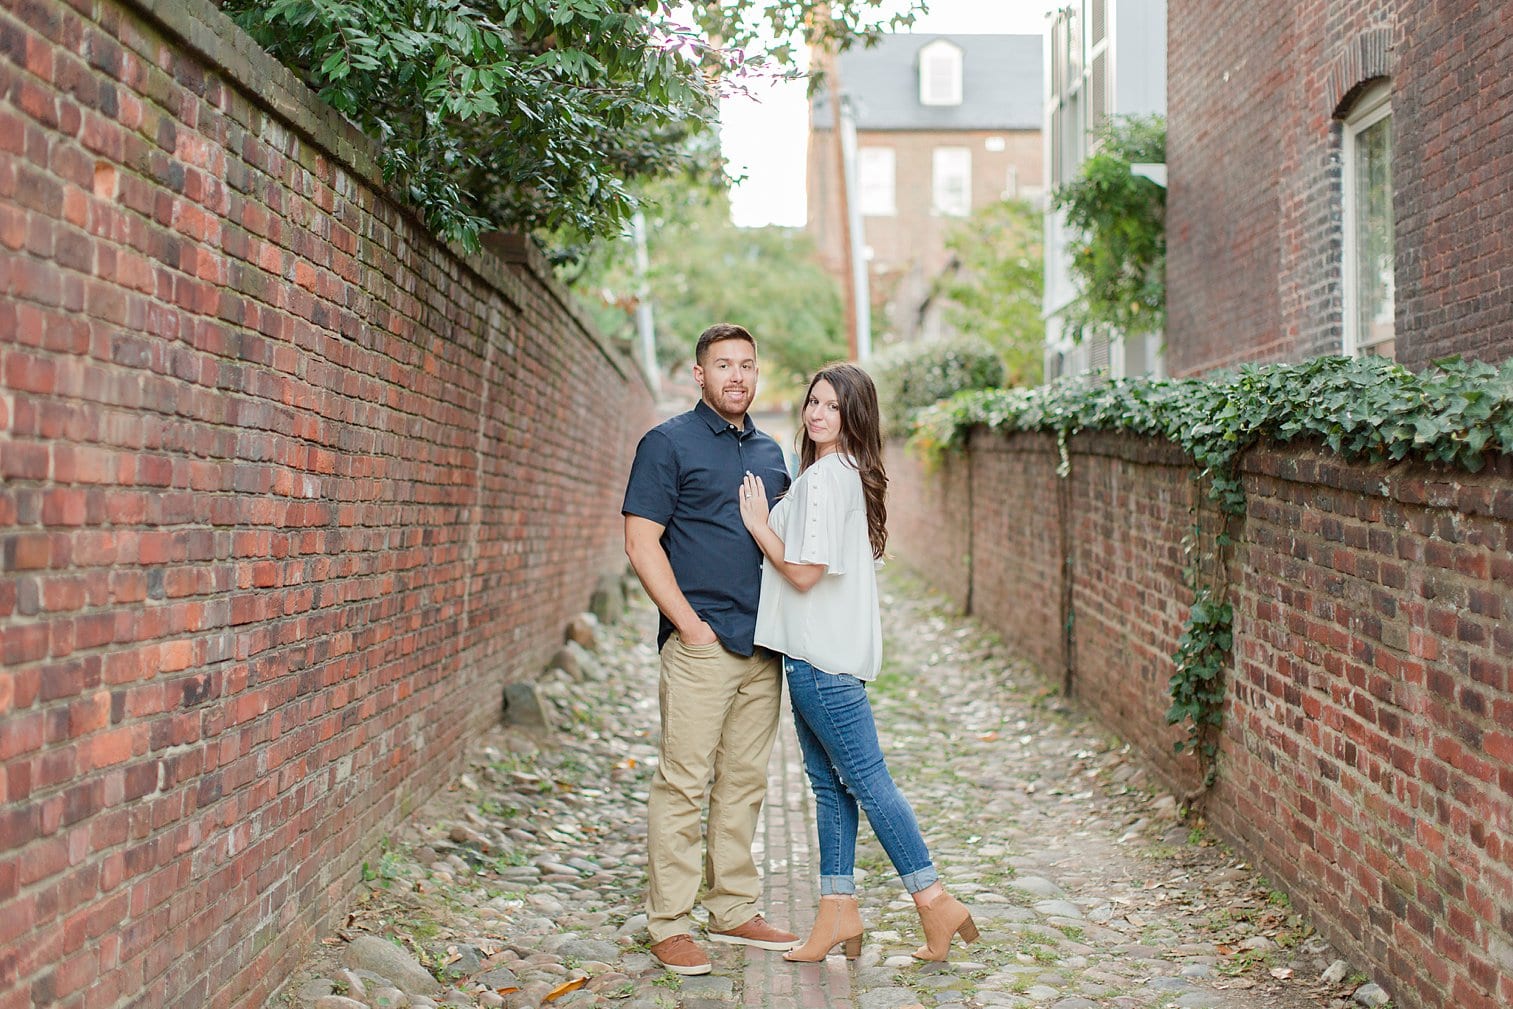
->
[812, 33, 1043, 132]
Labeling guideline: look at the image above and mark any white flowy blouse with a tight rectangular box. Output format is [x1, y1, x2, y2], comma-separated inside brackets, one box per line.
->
[753, 453, 882, 681]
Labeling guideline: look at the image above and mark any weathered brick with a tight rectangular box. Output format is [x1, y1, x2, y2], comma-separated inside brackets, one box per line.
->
[0, 2, 653, 1007]
[1168, 1, 1513, 373]
[893, 431, 1512, 1009]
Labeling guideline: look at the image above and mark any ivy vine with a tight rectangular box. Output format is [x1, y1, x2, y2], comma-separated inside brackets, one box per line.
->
[911, 354, 1513, 785]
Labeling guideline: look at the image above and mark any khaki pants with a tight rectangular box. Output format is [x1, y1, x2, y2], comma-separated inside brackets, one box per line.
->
[646, 634, 782, 943]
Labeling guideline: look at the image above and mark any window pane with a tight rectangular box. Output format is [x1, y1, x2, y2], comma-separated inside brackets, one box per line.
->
[1058, 92, 1083, 186]
[1354, 114, 1394, 355]
[858, 148, 895, 216]
[919, 42, 962, 106]
[928, 58, 953, 100]
[932, 148, 971, 216]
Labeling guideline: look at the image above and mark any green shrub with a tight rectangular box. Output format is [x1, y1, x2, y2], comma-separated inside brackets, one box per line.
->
[871, 338, 1006, 437]
[1052, 114, 1166, 342]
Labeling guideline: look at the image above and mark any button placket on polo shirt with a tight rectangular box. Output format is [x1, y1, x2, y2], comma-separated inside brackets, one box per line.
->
[732, 420, 750, 481]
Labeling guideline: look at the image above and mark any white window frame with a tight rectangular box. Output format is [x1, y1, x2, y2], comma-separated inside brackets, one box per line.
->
[857, 147, 897, 217]
[932, 147, 972, 216]
[1341, 81, 1394, 358]
[919, 40, 963, 107]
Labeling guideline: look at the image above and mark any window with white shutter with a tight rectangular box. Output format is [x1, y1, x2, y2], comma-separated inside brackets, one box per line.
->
[858, 148, 896, 217]
[1341, 81, 1395, 359]
[918, 40, 963, 106]
[932, 148, 972, 216]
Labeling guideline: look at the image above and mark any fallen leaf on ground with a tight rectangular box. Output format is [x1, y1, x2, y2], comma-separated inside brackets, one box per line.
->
[544, 977, 587, 1002]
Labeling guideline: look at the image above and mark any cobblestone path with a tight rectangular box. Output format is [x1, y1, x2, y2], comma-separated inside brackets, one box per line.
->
[277, 569, 1383, 1009]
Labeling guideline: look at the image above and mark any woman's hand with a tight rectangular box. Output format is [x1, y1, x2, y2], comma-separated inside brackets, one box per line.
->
[738, 471, 769, 534]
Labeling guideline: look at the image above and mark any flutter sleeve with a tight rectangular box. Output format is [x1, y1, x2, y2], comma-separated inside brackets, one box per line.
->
[773, 463, 849, 575]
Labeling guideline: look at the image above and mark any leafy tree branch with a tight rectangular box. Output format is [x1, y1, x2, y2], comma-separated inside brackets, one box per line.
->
[1052, 114, 1166, 342]
[564, 178, 845, 389]
[223, 0, 925, 252]
[935, 198, 1044, 388]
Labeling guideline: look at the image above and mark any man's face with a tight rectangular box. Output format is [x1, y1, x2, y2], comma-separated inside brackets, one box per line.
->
[693, 338, 758, 423]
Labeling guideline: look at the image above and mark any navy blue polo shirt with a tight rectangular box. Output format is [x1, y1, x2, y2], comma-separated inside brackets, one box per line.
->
[622, 400, 792, 655]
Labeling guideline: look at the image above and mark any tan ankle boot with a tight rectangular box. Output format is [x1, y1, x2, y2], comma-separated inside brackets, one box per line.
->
[911, 891, 978, 961]
[783, 895, 864, 962]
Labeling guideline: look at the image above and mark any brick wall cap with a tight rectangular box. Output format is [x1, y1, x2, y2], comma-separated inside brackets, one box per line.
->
[1243, 442, 1513, 517]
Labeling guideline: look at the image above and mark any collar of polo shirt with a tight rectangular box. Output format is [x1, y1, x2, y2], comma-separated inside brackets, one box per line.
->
[694, 398, 755, 438]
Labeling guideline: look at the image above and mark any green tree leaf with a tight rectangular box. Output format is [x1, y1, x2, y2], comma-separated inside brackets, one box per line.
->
[556, 178, 846, 390]
[934, 199, 1044, 388]
[1051, 115, 1166, 342]
[224, 0, 927, 251]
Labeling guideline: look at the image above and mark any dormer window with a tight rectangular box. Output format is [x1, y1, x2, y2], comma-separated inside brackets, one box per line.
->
[919, 40, 963, 106]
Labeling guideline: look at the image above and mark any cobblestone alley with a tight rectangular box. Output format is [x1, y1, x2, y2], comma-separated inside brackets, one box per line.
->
[276, 569, 1392, 1009]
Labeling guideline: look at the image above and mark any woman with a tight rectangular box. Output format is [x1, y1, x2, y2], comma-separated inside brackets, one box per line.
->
[736, 363, 977, 963]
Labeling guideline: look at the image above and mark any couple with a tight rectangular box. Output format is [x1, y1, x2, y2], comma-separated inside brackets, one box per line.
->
[621, 323, 977, 976]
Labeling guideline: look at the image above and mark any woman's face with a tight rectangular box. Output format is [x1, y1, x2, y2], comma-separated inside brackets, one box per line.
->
[803, 378, 843, 456]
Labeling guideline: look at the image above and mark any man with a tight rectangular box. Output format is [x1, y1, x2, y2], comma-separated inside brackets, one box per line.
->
[622, 323, 798, 975]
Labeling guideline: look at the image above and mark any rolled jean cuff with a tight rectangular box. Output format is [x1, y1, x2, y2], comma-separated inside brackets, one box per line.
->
[899, 865, 938, 894]
[819, 875, 857, 896]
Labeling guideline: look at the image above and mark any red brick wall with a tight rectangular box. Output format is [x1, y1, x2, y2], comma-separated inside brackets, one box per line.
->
[1165, 0, 1297, 375]
[0, 3, 654, 1008]
[965, 432, 1066, 685]
[890, 430, 1513, 1009]
[885, 440, 971, 609]
[1063, 434, 1199, 785]
[1167, 0, 1513, 374]
[810, 128, 1042, 278]
[1216, 446, 1513, 1009]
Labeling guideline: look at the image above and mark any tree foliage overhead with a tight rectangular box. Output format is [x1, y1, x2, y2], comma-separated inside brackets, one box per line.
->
[569, 179, 845, 391]
[934, 198, 1044, 387]
[1052, 114, 1166, 342]
[223, 0, 925, 252]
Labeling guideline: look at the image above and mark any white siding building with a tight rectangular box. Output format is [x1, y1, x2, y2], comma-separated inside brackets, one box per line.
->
[1044, 0, 1167, 380]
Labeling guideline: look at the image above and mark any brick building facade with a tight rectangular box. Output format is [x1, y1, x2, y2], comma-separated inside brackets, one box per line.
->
[808, 34, 1043, 345]
[0, 2, 654, 1007]
[1043, 0, 1167, 382]
[1166, 1, 1513, 375]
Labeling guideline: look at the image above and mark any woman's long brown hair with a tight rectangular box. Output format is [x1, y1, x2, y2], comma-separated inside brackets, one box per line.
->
[798, 363, 888, 559]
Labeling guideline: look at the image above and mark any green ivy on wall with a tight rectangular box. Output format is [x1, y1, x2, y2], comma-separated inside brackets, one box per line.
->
[910, 354, 1513, 786]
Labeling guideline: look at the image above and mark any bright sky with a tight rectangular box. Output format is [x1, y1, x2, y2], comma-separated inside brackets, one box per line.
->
[720, 0, 1054, 228]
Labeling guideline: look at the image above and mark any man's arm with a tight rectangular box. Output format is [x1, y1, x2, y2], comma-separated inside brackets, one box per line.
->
[624, 515, 718, 645]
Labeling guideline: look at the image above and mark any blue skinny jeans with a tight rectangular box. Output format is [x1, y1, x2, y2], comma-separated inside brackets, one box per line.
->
[784, 655, 938, 896]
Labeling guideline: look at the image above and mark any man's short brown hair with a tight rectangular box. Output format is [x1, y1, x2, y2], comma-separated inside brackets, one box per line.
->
[695, 323, 756, 365]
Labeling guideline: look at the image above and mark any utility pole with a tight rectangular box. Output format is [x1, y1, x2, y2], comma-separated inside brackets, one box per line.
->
[818, 25, 859, 360]
[838, 94, 871, 361]
[630, 210, 659, 396]
[810, 5, 859, 361]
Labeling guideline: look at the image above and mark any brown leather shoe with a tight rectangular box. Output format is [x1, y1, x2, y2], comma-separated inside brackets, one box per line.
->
[708, 914, 799, 951]
[649, 934, 712, 975]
